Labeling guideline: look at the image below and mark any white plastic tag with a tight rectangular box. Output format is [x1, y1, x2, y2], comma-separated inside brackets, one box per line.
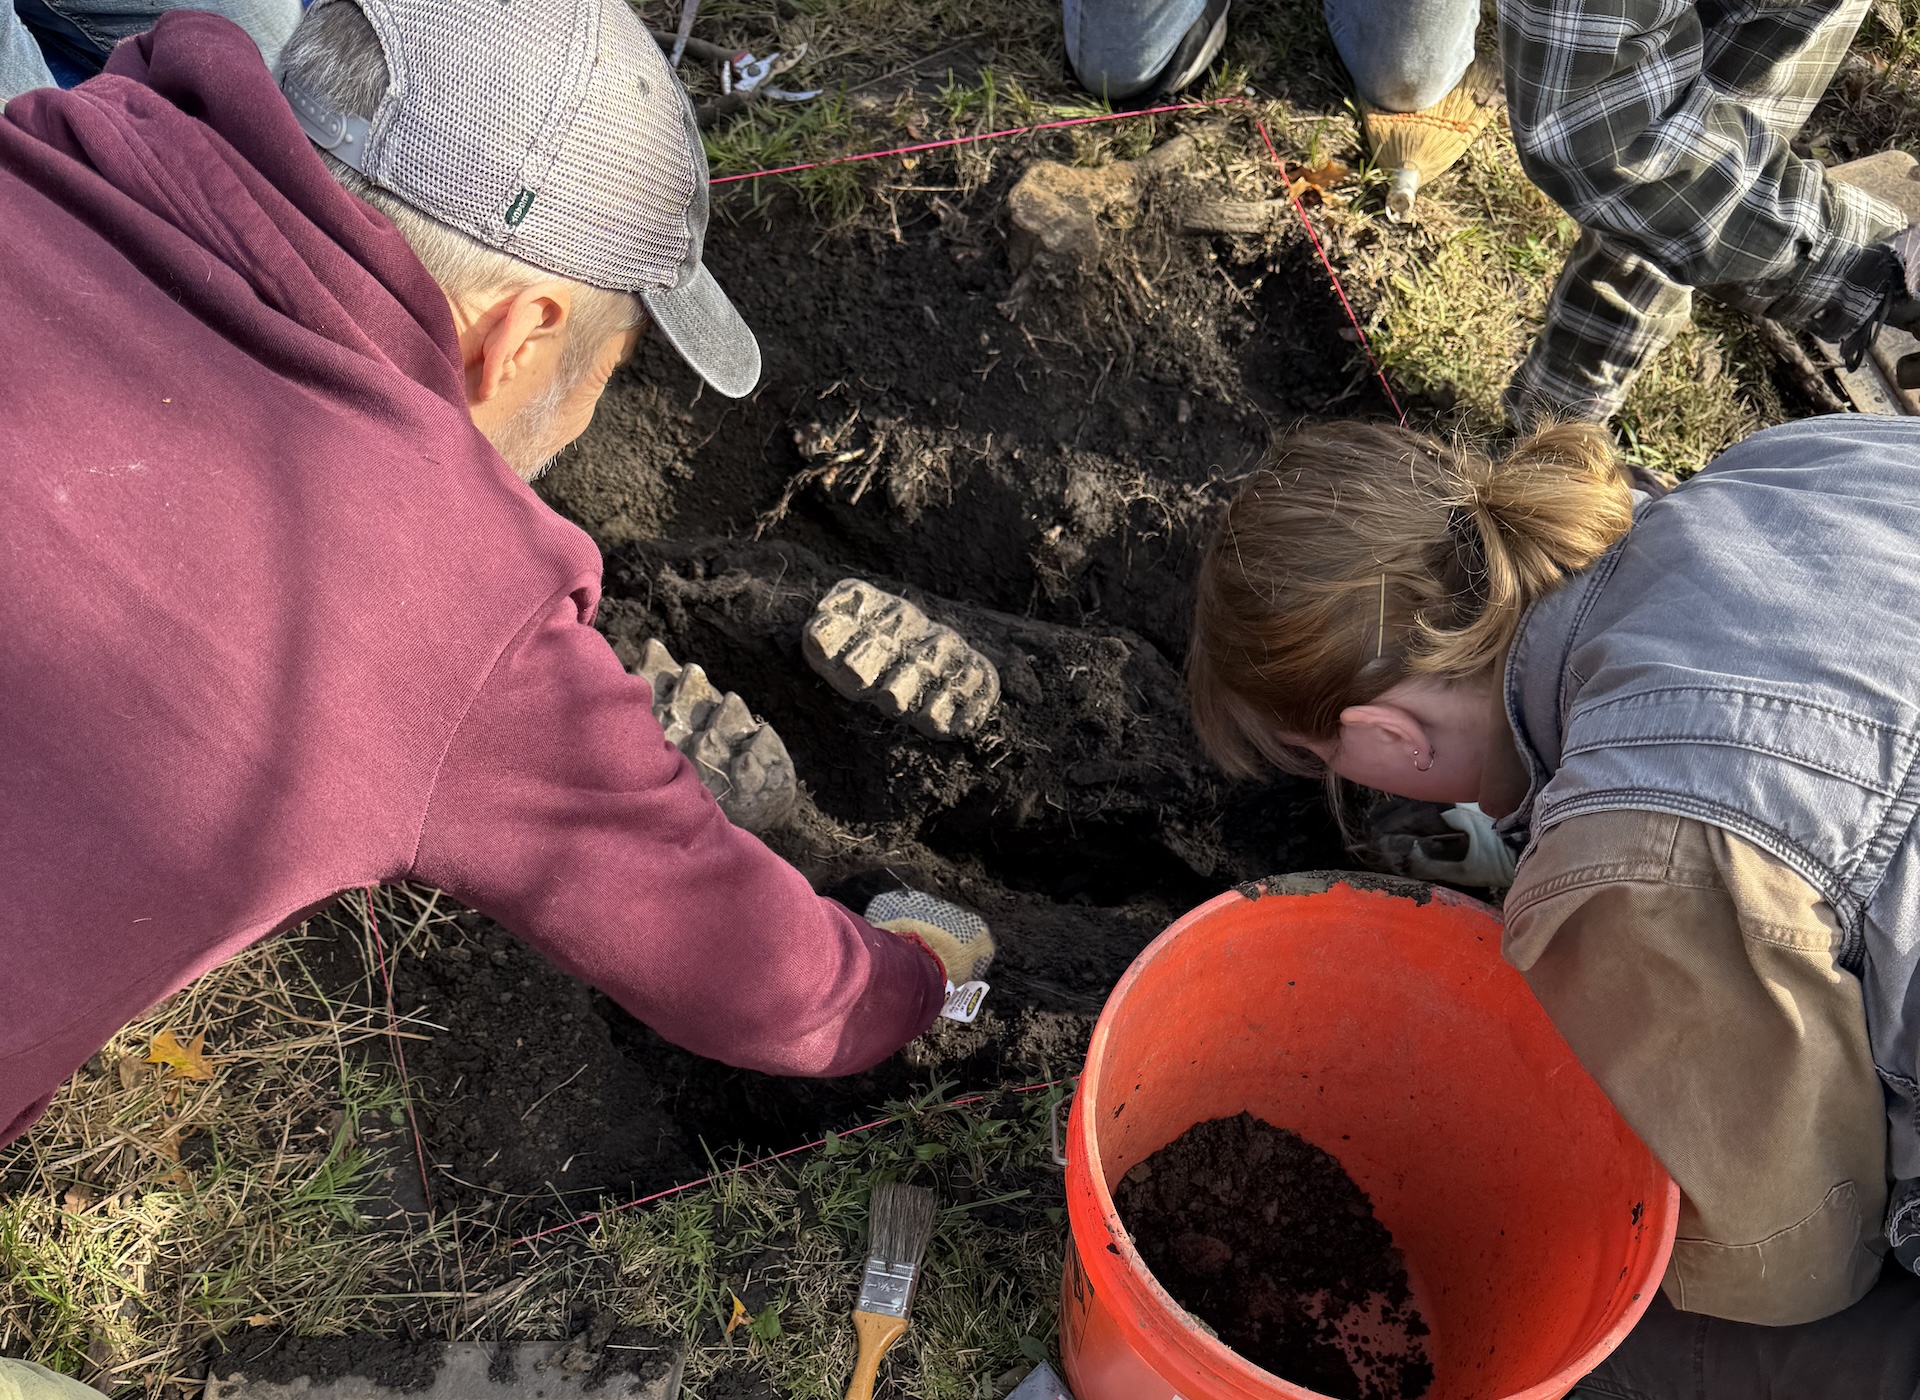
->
[940, 980, 989, 1023]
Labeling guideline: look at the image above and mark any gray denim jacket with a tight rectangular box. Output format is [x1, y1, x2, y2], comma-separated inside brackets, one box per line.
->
[1498, 415, 1920, 1269]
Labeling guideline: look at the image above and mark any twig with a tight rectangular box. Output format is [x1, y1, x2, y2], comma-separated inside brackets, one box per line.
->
[363, 887, 435, 1217]
[518, 1063, 589, 1123]
[845, 40, 982, 96]
[1756, 318, 1849, 414]
[459, 1274, 534, 1317]
[650, 28, 732, 66]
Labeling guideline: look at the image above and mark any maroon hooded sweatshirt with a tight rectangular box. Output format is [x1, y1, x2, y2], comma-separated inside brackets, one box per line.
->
[0, 13, 945, 1147]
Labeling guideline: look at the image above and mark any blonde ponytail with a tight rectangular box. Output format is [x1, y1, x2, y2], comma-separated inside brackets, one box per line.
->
[1188, 420, 1634, 778]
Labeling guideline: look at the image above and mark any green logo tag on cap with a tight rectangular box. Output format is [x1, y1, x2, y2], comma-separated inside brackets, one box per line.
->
[504, 188, 536, 227]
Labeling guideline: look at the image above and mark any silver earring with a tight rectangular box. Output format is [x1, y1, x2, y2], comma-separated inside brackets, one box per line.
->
[1412, 747, 1435, 773]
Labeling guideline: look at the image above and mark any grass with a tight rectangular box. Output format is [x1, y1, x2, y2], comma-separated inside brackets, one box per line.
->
[0, 890, 459, 1395]
[671, 0, 1920, 472]
[585, 1085, 1069, 1400]
[2, 889, 1070, 1400]
[1348, 130, 1782, 472]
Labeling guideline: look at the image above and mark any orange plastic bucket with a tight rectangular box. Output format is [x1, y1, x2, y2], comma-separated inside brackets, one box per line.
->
[1059, 874, 1678, 1400]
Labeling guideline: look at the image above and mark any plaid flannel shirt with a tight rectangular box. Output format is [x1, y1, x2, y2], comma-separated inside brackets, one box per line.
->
[1501, 0, 1904, 343]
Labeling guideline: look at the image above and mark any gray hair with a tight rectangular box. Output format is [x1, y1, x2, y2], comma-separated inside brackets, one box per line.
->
[275, 0, 645, 354]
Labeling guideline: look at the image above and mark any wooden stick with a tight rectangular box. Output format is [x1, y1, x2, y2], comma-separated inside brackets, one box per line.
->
[1756, 318, 1849, 415]
[650, 28, 733, 65]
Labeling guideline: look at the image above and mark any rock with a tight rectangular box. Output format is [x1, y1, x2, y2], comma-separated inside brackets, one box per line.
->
[801, 579, 1000, 739]
[1829, 149, 1920, 222]
[1005, 160, 1132, 275]
[631, 639, 796, 833]
[1004, 134, 1199, 279]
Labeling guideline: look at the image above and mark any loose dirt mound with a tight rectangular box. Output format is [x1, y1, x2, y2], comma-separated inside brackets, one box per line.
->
[393, 144, 1364, 1228]
[1116, 1113, 1432, 1400]
[548, 152, 1389, 658]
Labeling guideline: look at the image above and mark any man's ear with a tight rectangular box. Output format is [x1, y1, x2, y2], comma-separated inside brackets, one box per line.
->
[465, 283, 572, 407]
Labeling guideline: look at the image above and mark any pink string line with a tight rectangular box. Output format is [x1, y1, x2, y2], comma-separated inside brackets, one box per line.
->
[710, 93, 1405, 422]
[510, 1078, 1068, 1246]
[709, 95, 1245, 185]
[1250, 114, 1407, 425]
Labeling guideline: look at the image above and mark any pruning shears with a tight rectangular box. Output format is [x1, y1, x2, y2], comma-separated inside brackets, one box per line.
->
[721, 46, 822, 102]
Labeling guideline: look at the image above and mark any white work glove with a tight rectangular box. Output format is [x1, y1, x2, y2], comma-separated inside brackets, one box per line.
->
[865, 889, 995, 1022]
[1356, 798, 1519, 891]
[1424, 803, 1518, 889]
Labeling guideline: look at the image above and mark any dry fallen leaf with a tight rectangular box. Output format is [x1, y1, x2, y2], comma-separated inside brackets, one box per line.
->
[245, 1314, 276, 1328]
[724, 1293, 752, 1338]
[1283, 158, 1353, 199]
[146, 1029, 213, 1081]
[116, 1055, 144, 1091]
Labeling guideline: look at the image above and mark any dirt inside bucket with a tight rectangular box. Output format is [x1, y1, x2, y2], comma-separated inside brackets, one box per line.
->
[1114, 1112, 1433, 1400]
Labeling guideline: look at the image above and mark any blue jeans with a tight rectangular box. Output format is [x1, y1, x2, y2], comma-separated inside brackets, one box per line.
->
[1321, 0, 1476, 112]
[1062, 0, 1478, 110]
[0, 0, 299, 98]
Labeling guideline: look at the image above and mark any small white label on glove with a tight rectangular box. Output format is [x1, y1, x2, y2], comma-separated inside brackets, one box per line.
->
[941, 980, 989, 1023]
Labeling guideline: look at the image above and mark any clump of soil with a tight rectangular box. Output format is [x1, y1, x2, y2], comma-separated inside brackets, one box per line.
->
[218, 1334, 446, 1392]
[1114, 1113, 1432, 1400]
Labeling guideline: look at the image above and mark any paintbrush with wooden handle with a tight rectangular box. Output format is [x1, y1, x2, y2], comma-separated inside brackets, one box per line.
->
[844, 1182, 937, 1400]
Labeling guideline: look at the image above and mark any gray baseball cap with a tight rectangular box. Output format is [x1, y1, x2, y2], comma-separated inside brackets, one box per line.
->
[281, 0, 760, 398]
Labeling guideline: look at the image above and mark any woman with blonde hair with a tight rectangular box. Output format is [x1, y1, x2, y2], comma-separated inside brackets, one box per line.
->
[1189, 414, 1920, 1396]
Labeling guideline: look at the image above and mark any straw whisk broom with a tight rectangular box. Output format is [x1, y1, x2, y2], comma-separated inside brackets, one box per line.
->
[844, 1182, 938, 1400]
[1361, 56, 1503, 220]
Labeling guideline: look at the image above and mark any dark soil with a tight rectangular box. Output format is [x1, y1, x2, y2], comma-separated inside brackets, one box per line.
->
[216, 1334, 447, 1392]
[1114, 1113, 1432, 1400]
[209, 1323, 684, 1395]
[368, 122, 1361, 1240]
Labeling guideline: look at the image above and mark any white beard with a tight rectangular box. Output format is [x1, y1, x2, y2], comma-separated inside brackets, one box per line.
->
[484, 371, 574, 481]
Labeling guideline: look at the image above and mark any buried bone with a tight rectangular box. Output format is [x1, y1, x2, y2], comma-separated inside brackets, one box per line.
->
[801, 579, 999, 739]
[631, 639, 796, 833]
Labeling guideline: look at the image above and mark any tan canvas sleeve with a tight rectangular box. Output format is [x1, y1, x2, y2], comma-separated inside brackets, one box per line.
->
[1503, 809, 1886, 1326]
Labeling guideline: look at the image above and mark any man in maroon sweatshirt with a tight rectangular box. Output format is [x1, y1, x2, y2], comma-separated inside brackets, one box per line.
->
[0, 0, 994, 1148]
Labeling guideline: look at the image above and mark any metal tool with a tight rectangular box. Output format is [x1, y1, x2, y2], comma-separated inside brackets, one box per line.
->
[667, 0, 698, 68]
[721, 46, 821, 102]
[1007, 1362, 1075, 1400]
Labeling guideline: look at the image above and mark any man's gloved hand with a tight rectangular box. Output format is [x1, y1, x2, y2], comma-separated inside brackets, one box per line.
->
[1887, 225, 1920, 388]
[1354, 797, 1520, 890]
[865, 889, 996, 986]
